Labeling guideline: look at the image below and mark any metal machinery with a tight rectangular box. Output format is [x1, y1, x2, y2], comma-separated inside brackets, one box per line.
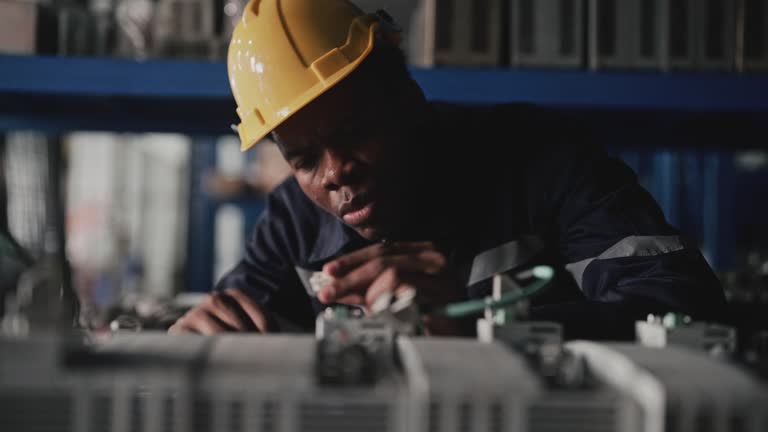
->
[2, 268, 767, 432]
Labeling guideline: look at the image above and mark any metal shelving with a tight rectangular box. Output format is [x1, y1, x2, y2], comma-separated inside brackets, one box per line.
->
[2, 54, 767, 276]
[1, 54, 767, 135]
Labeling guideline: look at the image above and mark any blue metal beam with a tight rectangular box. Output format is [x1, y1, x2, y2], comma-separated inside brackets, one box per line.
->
[410, 68, 768, 112]
[0, 55, 229, 98]
[2, 55, 767, 111]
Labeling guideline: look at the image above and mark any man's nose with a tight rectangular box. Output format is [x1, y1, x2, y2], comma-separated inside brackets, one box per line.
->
[319, 149, 359, 191]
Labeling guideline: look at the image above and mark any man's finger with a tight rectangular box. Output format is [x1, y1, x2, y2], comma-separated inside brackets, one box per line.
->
[364, 267, 402, 310]
[217, 292, 260, 331]
[331, 293, 366, 306]
[225, 288, 269, 333]
[193, 311, 228, 335]
[208, 294, 248, 331]
[365, 269, 436, 311]
[324, 241, 435, 277]
[320, 251, 446, 303]
[168, 322, 196, 334]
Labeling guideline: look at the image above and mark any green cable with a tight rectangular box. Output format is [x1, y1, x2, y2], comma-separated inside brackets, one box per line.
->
[439, 265, 555, 318]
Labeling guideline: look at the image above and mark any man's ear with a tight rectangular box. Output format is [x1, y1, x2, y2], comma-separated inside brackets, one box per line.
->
[268, 131, 289, 160]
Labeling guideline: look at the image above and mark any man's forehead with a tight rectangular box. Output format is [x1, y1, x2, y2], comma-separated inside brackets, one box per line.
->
[274, 111, 355, 153]
[274, 76, 378, 146]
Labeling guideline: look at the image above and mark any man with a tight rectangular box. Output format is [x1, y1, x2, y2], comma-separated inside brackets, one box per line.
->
[170, 0, 725, 338]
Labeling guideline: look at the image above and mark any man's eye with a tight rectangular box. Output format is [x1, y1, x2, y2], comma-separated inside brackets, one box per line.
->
[293, 154, 318, 170]
[339, 124, 366, 143]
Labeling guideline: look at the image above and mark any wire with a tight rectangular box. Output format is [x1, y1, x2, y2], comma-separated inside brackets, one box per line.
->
[438, 266, 555, 318]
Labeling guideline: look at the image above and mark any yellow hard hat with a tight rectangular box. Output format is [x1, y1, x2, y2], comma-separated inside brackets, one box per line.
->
[228, 0, 383, 151]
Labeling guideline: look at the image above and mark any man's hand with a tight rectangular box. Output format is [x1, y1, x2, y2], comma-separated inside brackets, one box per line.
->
[317, 242, 465, 330]
[168, 288, 269, 335]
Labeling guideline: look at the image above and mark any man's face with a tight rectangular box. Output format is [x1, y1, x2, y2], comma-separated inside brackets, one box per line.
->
[272, 68, 423, 241]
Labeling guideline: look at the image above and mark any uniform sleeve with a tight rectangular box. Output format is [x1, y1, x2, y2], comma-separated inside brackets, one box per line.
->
[521, 111, 726, 331]
[215, 185, 317, 331]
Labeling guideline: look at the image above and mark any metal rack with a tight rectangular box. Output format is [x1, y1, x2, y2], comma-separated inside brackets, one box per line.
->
[1, 54, 767, 278]
[2, 55, 768, 129]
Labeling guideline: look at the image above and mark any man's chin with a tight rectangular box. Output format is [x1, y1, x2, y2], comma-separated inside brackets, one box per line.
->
[353, 225, 385, 242]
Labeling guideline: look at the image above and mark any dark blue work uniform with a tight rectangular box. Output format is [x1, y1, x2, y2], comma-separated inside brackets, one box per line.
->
[218, 104, 725, 339]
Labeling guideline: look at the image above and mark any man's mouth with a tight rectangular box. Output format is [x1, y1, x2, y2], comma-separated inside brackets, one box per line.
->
[339, 194, 376, 227]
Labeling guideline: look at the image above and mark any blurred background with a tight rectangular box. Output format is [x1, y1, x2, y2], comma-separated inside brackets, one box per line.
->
[0, 0, 767, 331]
